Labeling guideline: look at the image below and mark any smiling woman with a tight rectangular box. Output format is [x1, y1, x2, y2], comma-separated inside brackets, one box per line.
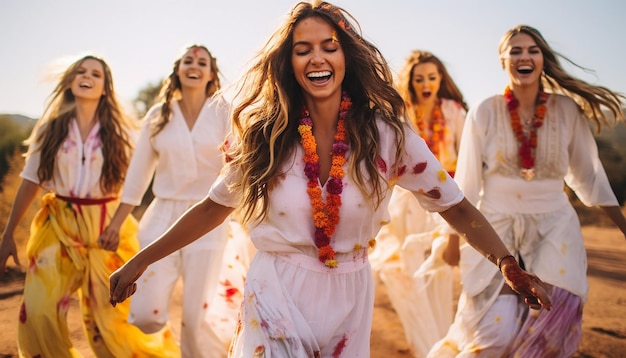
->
[108, 3, 553, 357]
[100, 44, 246, 357]
[0, 54, 180, 357]
[428, 25, 626, 357]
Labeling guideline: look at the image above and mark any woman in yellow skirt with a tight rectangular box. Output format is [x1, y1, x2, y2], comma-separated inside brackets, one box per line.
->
[0, 54, 179, 357]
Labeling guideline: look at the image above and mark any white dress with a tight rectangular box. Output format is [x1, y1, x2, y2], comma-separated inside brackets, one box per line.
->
[369, 99, 466, 357]
[429, 93, 619, 356]
[209, 118, 465, 357]
[121, 97, 247, 358]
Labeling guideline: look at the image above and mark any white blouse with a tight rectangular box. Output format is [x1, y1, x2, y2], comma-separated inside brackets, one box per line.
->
[21, 119, 130, 198]
[209, 118, 464, 257]
[121, 97, 231, 205]
[455, 93, 618, 214]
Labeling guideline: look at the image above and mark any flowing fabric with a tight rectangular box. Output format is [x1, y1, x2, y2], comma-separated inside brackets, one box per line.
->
[429, 93, 618, 356]
[17, 193, 180, 358]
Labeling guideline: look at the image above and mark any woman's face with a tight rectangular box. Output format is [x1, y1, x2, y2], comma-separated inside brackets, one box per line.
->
[71, 58, 106, 101]
[501, 33, 544, 88]
[291, 16, 345, 103]
[177, 47, 214, 92]
[411, 62, 441, 104]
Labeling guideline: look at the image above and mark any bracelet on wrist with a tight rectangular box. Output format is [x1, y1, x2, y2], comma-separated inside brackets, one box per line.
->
[497, 254, 516, 271]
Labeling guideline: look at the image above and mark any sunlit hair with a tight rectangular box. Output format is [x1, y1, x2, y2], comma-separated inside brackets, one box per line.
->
[151, 44, 221, 136]
[226, 0, 406, 224]
[25, 55, 135, 194]
[499, 25, 625, 131]
[396, 50, 468, 126]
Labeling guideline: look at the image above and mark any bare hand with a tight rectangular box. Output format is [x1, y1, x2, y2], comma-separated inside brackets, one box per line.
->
[0, 232, 21, 278]
[98, 225, 121, 252]
[501, 259, 552, 310]
[109, 260, 145, 307]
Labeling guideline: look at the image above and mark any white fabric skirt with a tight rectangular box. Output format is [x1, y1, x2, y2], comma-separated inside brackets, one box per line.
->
[229, 250, 374, 357]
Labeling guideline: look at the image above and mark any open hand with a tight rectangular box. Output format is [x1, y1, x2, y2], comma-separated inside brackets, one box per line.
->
[501, 259, 552, 310]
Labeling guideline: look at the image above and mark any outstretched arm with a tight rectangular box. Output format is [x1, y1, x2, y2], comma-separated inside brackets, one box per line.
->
[109, 197, 234, 305]
[439, 198, 552, 310]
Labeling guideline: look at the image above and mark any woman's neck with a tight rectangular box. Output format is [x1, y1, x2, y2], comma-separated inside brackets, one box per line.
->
[75, 101, 99, 142]
[510, 83, 539, 108]
[305, 94, 341, 135]
[178, 89, 208, 127]
[179, 89, 208, 112]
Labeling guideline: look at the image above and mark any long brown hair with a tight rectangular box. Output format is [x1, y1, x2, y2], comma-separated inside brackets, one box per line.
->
[25, 55, 135, 194]
[227, 0, 406, 224]
[499, 25, 625, 131]
[151, 44, 221, 136]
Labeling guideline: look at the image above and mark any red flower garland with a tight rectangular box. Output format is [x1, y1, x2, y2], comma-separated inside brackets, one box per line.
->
[504, 86, 549, 181]
[414, 101, 445, 159]
[298, 92, 351, 268]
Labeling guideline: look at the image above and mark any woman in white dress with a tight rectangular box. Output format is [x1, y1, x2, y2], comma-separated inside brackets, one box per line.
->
[371, 50, 468, 357]
[428, 25, 626, 357]
[100, 45, 245, 358]
[109, 3, 552, 357]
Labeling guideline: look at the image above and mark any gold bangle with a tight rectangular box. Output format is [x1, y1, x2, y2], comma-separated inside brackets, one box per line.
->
[497, 254, 516, 271]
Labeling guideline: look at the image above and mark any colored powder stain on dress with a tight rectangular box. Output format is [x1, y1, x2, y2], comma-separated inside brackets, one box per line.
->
[412, 162, 427, 174]
[425, 188, 441, 199]
[253, 345, 265, 358]
[397, 164, 407, 177]
[19, 303, 27, 324]
[332, 334, 348, 357]
[376, 157, 387, 173]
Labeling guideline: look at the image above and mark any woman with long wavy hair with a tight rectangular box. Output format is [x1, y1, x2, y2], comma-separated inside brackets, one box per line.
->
[110, 3, 552, 356]
[101, 44, 247, 357]
[429, 25, 626, 357]
[0, 54, 179, 357]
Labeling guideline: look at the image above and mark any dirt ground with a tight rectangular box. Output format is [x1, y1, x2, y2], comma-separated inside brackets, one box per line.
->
[0, 226, 624, 357]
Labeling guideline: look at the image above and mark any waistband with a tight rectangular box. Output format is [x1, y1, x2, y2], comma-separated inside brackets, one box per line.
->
[55, 195, 117, 205]
[273, 248, 369, 274]
[54, 194, 117, 235]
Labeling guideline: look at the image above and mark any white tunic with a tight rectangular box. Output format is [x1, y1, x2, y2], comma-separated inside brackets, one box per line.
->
[429, 93, 620, 355]
[209, 118, 464, 356]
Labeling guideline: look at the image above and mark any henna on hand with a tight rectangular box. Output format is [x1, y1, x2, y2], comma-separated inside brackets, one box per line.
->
[501, 258, 552, 310]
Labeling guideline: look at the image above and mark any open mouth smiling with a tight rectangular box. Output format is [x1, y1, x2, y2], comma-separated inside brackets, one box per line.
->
[307, 70, 332, 83]
[517, 65, 534, 75]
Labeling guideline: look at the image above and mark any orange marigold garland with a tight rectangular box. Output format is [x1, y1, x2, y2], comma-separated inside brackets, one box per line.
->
[298, 92, 351, 268]
[414, 100, 445, 159]
[504, 86, 549, 181]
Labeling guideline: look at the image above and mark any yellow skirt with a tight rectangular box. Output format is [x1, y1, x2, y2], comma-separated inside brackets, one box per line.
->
[18, 193, 180, 358]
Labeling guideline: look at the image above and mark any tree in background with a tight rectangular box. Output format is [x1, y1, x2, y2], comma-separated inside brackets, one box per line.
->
[0, 115, 31, 189]
[132, 81, 162, 119]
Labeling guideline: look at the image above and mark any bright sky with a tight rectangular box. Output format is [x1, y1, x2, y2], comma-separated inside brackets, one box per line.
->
[1, 0, 625, 118]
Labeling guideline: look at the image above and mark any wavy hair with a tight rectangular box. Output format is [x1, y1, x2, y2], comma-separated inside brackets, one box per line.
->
[227, 0, 406, 224]
[396, 50, 468, 125]
[25, 55, 135, 195]
[151, 44, 221, 136]
[499, 25, 624, 131]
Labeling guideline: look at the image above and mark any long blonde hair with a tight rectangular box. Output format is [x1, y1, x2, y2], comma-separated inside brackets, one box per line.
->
[499, 25, 625, 131]
[25, 55, 135, 194]
[226, 0, 406, 224]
